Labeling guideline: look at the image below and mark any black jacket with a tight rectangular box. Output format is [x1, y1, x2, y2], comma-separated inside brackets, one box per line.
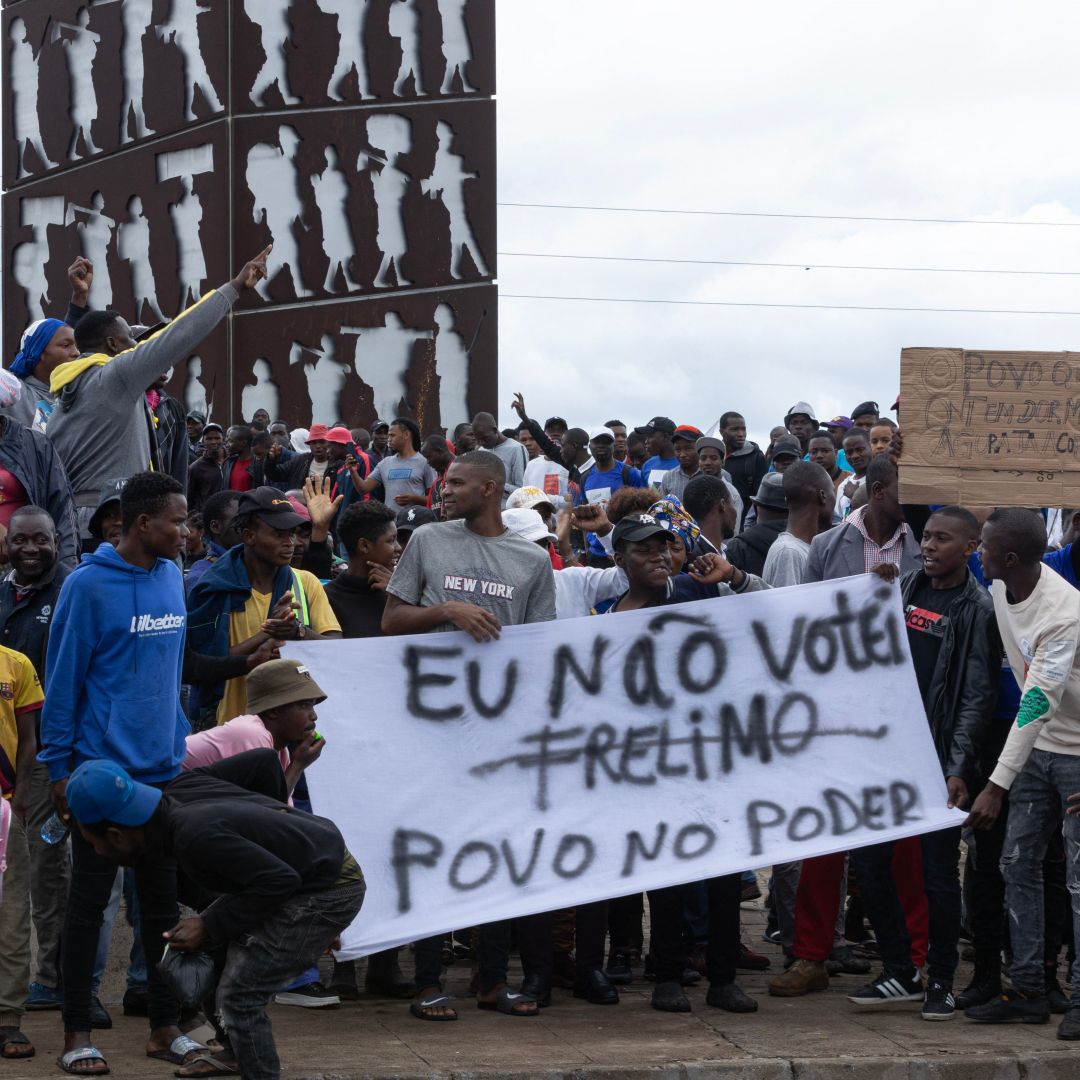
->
[0, 562, 70, 680]
[187, 455, 225, 514]
[266, 452, 312, 491]
[154, 392, 189, 489]
[0, 416, 79, 566]
[724, 519, 786, 577]
[724, 443, 768, 525]
[899, 569, 1000, 785]
[163, 749, 349, 943]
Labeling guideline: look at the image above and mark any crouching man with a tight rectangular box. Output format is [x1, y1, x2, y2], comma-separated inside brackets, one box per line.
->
[64, 750, 365, 1080]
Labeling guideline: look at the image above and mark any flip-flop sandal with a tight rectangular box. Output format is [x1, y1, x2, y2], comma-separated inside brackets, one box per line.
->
[477, 987, 539, 1016]
[0, 1027, 35, 1059]
[57, 1046, 109, 1075]
[410, 992, 458, 1021]
[147, 1035, 209, 1065]
[173, 1053, 240, 1078]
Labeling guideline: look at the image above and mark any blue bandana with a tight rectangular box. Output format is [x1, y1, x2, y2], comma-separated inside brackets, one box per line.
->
[11, 318, 64, 380]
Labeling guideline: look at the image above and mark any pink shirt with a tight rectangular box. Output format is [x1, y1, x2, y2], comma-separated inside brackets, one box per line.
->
[183, 715, 291, 777]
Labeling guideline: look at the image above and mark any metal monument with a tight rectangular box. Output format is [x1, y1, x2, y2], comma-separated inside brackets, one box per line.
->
[2, 0, 497, 431]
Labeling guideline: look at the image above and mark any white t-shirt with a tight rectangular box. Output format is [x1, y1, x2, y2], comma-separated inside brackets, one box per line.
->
[761, 531, 812, 587]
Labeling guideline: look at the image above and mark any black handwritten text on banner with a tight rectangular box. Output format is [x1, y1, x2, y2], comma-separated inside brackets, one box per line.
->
[291, 575, 962, 958]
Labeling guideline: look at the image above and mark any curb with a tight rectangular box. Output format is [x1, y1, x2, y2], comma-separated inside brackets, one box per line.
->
[296, 1050, 1080, 1080]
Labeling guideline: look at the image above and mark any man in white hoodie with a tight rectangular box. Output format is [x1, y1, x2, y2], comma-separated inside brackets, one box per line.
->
[964, 508, 1080, 1039]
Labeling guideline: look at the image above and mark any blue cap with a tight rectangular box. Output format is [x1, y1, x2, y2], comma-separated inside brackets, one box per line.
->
[66, 760, 162, 827]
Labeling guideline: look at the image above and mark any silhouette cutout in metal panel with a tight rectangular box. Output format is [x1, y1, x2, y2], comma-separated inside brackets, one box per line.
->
[421, 119, 488, 279]
[312, 147, 360, 292]
[290, 334, 349, 422]
[10, 18, 58, 177]
[158, 143, 215, 309]
[247, 0, 301, 106]
[433, 302, 470, 432]
[120, 0, 155, 143]
[389, 0, 424, 98]
[66, 192, 115, 309]
[55, 7, 102, 159]
[317, 0, 371, 101]
[438, 0, 477, 94]
[118, 195, 165, 324]
[155, 0, 223, 121]
[242, 358, 280, 423]
[13, 196, 66, 321]
[362, 114, 413, 288]
[247, 125, 313, 300]
[344, 313, 432, 423]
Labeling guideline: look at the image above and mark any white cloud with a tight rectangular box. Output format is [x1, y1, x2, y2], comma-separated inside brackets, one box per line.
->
[494, 0, 1080, 445]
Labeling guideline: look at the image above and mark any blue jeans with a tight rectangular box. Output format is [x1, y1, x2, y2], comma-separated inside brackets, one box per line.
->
[1001, 748, 1080, 1003]
[215, 881, 365, 1080]
[850, 826, 962, 986]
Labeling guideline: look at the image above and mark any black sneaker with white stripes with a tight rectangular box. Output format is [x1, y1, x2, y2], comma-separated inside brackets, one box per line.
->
[922, 980, 956, 1021]
[847, 969, 923, 1006]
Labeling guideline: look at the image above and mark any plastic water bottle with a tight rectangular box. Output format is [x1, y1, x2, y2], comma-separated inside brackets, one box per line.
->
[40, 812, 70, 845]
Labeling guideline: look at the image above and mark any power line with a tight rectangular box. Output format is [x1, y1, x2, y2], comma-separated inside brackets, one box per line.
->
[500, 293, 1080, 317]
[498, 201, 1080, 228]
[498, 250, 1080, 278]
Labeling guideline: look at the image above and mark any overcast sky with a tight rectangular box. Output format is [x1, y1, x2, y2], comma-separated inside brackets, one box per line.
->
[494, 1, 1080, 446]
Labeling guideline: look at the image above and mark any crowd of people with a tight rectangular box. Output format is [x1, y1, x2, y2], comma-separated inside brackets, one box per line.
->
[0, 250, 1079, 1080]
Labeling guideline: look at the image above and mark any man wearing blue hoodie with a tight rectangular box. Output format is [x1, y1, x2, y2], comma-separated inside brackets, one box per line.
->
[39, 472, 207, 1076]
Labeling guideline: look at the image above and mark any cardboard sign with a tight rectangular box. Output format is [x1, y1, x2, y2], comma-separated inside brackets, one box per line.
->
[899, 347, 1080, 506]
[292, 575, 962, 958]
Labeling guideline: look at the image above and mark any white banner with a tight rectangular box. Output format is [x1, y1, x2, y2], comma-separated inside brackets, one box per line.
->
[291, 575, 964, 959]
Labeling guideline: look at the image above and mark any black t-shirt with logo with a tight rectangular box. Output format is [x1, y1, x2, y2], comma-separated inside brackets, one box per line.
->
[904, 578, 965, 702]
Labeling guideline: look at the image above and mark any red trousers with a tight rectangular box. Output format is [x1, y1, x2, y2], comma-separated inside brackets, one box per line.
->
[793, 838, 928, 966]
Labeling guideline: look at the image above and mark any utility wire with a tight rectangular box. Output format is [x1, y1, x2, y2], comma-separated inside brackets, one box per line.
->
[501, 293, 1080, 317]
[498, 251, 1080, 278]
[498, 201, 1080, 228]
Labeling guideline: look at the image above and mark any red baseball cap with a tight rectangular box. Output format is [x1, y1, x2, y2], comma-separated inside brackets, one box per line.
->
[672, 425, 704, 443]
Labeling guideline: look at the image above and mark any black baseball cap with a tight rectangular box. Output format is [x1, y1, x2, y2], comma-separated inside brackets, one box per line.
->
[771, 434, 803, 460]
[88, 478, 127, 538]
[131, 320, 169, 342]
[202, 422, 223, 436]
[372, 420, 389, 433]
[395, 506, 438, 534]
[236, 487, 308, 529]
[185, 410, 206, 424]
[611, 512, 676, 549]
[633, 416, 677, 437]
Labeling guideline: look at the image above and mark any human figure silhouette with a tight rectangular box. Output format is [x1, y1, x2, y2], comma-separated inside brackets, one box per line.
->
[247, 0, 301, 106]
[120, 0, 155, 142]
[169, 175, 207, 307]
[311, 147, 360, 292]
[69, 192, 115, 309]
[242, 359, 280, 425]
[156, 0, 223, 121]
[362, 115, 413, 288]
[343, 313, 432, 422]
[421, 120, 488, 278]
[9, 19, 57, 177]
[12, 196, 66, 320]
[246, 125, 312, 300]
[290, 335, 348, 421]
[58, 8, 102, 159]
[438, 0, 477, 93]
[183, 356, 210, 418]
[433, 303, 470, 432]
[317, 0, 370, 100]
[119, 195, 165, 323]
[389, 0, 424, 97]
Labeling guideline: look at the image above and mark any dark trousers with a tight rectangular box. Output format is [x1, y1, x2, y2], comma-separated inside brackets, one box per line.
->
[648, 874, 741, 985]
[964, 796, 1008, 955]
[62, 820, 179, 1032]
[608, 892, 644, 952]
[850, 827, 962, 986]
[214, 881, 365, 1080]
[413, 921, 511, 995]
[518, 901, 610, 982]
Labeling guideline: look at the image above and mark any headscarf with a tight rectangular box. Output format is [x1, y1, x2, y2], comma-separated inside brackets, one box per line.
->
[0, 368, 22, 409]
[11, 318, 65, 380]
[649, 495, 701, 556]
[290, 427, 309, 453]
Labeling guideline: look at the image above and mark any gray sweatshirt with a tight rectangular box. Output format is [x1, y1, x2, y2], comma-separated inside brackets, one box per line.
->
[47, 285, 238, 503]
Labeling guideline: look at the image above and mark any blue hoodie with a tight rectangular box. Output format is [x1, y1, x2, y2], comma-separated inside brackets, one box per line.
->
[39, 544, 189, 783]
